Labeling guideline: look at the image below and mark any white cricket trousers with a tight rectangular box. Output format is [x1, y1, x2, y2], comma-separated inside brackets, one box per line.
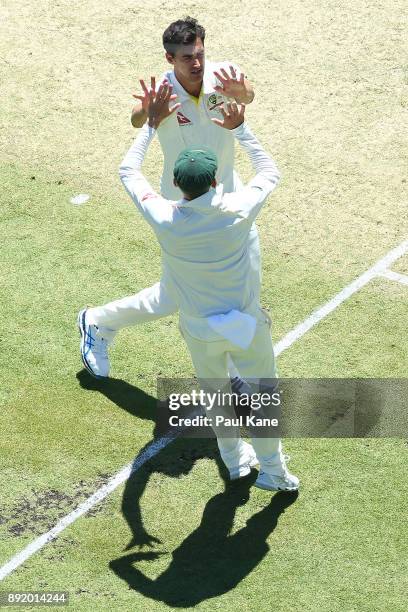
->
[179, 306, 283, 476]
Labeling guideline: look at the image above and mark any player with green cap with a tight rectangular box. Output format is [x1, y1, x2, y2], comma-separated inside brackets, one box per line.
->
[84, 81, 298, 491]
[78, 16, 258, 396]
[173, 147, 218, 198]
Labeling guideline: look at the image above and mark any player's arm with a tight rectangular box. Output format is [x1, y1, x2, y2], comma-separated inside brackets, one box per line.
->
[119, 124, 161, 219]
[213, 65, 255, 105]
[130, 77, 154, 128]
[120, 81, 181, 225]
[131, 99, 147, 128]
[212, 103, 280, 220]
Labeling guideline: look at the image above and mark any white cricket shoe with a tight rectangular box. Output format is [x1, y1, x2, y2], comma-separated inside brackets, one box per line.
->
[229, 441, 259, 480]
[77, 308, 114, 378]
[254, 455, 299, 492]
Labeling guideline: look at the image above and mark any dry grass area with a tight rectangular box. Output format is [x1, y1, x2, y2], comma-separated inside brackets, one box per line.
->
[1, 1, 407, 266]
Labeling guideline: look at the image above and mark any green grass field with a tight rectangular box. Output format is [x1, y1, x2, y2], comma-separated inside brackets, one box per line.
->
[1, 1, 407, 610]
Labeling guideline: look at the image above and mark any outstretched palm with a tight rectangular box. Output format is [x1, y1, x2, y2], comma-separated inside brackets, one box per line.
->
[133, 77, 179, 123]
[132, 76, 157, 113]
[213, 65, 247, 99]
[146, 81, 181, 129]
[211, 101, 245, 130]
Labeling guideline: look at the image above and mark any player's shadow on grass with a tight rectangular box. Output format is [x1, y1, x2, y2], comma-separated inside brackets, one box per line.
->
[122, 435, 228, 548]
[76, 369, 158, 422]
[76, 369, 227, 548]
[110, 481, 298, 608]
[77, 368, 299, 606]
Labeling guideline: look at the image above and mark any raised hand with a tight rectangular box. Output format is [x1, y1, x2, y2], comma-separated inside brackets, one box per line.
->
[211, 101, 245, 130]
[132, 76, 179, 118]
[213, 65, 248, 100]
[145, 80, 181, 129]
[132, 76, 157, 113]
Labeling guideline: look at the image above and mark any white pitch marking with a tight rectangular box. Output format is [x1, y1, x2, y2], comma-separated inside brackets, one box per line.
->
[274, 239, 408, 356]
[0, 238, 407, 581]
[0, 432, 177, 582]
[70, 194, 90, 205]
[378, 270, 408, 286]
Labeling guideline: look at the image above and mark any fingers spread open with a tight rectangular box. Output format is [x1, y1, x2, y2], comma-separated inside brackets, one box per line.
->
[161, 85, 168, 100]
[220, 67, 230, 80]
[213, 71, 227, 84]
[169, 102, 182, 114]
[164, 83, 173, 101]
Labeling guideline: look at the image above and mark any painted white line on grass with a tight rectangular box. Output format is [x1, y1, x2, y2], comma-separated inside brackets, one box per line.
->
[378, 270, 408, 286]
[0, 432, 177, 582]
[1, 237, 407, 581]
[274, 239, 408, 356]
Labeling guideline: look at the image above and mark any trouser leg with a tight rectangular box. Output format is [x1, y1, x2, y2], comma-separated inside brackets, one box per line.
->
[179, 325, 247, 470]
[87, 281, 178, 330]
[226, 224, 261, 380]
[228, 309, 283, 476]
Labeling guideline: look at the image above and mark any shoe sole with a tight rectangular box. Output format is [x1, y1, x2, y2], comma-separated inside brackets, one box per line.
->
[77, 308, 106, 379]
[254, 480, 299, 492]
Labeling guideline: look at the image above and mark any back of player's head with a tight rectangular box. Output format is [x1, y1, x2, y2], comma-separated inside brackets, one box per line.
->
[163, 16, 205, 56]
[174, 147, 217, 200]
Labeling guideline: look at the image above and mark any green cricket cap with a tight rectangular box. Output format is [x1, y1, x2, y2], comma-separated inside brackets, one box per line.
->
[173, 147, 218, 196]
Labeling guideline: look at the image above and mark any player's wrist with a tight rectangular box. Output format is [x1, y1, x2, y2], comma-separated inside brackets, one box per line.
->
[131, 107, 148, 128]
[234, 94, 251, 104]
[231, 121, 247, 134]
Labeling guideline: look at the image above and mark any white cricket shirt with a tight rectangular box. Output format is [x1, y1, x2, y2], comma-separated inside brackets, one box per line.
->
[119, 122, 280, 341]
[144, 60, 244, 199]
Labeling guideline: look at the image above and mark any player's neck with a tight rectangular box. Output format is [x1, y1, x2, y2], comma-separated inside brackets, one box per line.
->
[174, 70, 203, 98]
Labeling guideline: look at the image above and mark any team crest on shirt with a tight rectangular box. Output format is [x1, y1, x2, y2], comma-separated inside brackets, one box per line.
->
[177, 111, 192, 125]
[207, 93, 225, 113]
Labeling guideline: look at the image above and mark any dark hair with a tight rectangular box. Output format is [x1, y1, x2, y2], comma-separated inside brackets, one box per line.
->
[163, 16, 205, 56]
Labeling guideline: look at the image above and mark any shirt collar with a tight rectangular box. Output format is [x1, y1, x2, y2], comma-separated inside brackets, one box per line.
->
[176, 183, 224, 212]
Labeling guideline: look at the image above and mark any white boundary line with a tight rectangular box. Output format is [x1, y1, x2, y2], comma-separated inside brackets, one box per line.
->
[1, 238, 407, 582]
[274, 239, 408, 355]
[378, 270, 408, 286]
[0, 432, 178, 582]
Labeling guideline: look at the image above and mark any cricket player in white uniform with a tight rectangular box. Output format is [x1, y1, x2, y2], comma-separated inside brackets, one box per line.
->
[79, 17, 261, 385]
[80, 81, 299, 491]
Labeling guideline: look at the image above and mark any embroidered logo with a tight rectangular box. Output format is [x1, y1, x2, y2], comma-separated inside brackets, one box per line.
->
[209, 101, 224, 111]
[207, 93, 225, 112]
[177, 111, 192, 125]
